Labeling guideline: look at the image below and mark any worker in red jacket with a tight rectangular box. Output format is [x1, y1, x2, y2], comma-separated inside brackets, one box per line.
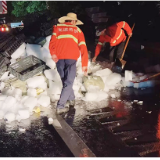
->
[92, 21, 132, 68]
[49, 13, 88, 114]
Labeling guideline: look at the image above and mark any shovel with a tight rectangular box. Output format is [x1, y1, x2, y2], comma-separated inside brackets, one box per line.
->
[131, 72, 160, 83]
[112, 23, 135, 73]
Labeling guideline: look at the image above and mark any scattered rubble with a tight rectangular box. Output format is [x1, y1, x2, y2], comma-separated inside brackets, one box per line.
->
[0, 33, 158, 130]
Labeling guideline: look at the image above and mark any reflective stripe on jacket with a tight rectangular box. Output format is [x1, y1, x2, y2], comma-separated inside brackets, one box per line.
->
[95, 21, 132, 57]
[49, 22, 88, 67]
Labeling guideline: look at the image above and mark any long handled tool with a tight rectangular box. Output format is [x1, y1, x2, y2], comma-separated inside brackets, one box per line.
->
[131, 72, 160, 83]
[112, 23, 135, 73]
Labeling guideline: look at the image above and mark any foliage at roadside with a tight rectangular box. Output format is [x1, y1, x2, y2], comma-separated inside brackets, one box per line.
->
[11, 1, 47, 17]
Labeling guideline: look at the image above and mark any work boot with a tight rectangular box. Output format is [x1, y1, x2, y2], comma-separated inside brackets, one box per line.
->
[56, 107, 69, 114]
[68, 100, 75, 107]
[56, 101, 70, 114]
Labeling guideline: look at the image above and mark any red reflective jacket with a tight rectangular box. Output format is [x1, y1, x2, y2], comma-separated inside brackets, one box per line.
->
[49, 22, 88, 67]
[95, 21, 132, 57]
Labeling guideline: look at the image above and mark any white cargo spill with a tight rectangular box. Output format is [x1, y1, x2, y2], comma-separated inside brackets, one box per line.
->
[26, 76, 45, 88]
[37, 95, 50, 107]
[0, 35, 157, 125]
[27, 88, 37, 97]
[23, 97, 37, 112]
[125, 70, 132, 81]
[11, 43, 26, 59]
[44, 69, 61, 81]
[26, 44, 42, 59]
[45, 58, 56, 69]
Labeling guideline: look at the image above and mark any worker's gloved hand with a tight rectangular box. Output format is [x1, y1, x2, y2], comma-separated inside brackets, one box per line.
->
[52, 54, 58, 63]
[92, 56, 97, 62]
[82, 66, 88, 76]
[128, 33, 132, 37]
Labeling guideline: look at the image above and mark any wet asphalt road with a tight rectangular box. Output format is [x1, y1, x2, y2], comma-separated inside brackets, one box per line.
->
[62, 86, 160, 157]
[0, 116, 73, 157]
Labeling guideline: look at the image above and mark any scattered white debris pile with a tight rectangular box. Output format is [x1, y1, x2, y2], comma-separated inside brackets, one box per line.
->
[122, 71, 158, 89]
[11, 43, 26, 60]
[0, 34, 158, 125]
[125, 70, 132, 81]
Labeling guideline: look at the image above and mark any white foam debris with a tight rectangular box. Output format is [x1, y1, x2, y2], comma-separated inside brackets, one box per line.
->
[0, 110, 5, 119]
[45, 58, 56, 69]
[1, 39, 158, 130]
[40, 47, 52, 61]
[0, 71, 9, 81]
[97, 91, 108, 101]
[93, 68, 112, 77]
[137, 101, 143, 105]
[48, 118, 53, 124]
[117, 123, 120, 126]
[1, 96, 17, 112]
[26, 76, 45, 88]
[0, 82, 5, 91]
[44, 69, 61, 81]
[23, 97, 37, 112]
[4, 112, 16, 122]
[10, 58, 17, 65]
[110, 94, 116, 98]
[83, 90, 108, 102]
[19, 128, 26, 132]
[105, 73, 121, 86]
[46, 35, 51, 43]
[26, 44, 42, 60]
[13, 88, 22, 100]
[37, 95, 50, 107]
[125, 70, 132, 81]
[18, 108, 30, 119]
[0, 95, 7, 101]
[11, 43, 26, 59]
[27, 88, 37, 97]
[21, 96, 29, 103]
[84, 91, 98, 101]
[146, 111, 152, 114]
[48, 80, 62, 95]
[37, 82, 47, 90]
[89, 63, 101, 73]
[141, 45, 144, 50]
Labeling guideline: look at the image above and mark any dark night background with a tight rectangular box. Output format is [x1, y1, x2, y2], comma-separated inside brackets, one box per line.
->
[1, 1, 160, 72]
[3, 1, 160, 42]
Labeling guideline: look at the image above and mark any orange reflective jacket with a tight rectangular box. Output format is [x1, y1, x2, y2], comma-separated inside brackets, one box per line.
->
[49, 22, 88, 67]
[95, 21, 132, 57]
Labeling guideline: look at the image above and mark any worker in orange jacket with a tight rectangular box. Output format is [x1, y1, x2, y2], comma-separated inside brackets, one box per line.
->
[49, 13, 88, 114]
[92, 21, 132, 68]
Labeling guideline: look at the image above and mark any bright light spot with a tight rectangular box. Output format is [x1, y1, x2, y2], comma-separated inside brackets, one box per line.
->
[6, 27, 9, 31]
[1, 28, 4, 31]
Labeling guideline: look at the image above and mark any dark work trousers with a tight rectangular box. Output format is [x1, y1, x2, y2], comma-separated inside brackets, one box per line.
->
[109, 41, 126, 62]
[56, 59, 76, 109]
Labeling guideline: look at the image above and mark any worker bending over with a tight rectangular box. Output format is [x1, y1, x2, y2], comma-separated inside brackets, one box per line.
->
[92, 21, 132, 69]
